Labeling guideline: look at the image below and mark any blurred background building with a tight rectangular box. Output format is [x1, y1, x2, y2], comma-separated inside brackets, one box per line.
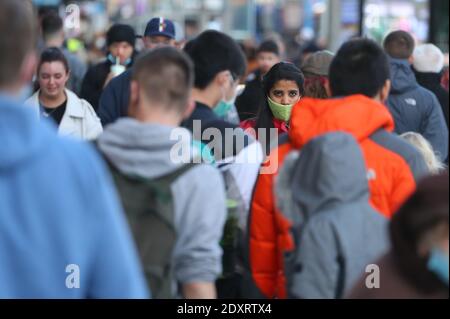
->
[32, 0, 449, 65]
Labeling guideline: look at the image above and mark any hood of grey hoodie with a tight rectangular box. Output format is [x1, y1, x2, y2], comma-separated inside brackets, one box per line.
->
[97, 118, 194, 179]
[292, 132, 370, 217]
[389, 58, 419, 95]
[288, 133, 390, 299]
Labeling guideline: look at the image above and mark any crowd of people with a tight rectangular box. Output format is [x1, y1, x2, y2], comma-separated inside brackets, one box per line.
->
[0, 0, 448, 299]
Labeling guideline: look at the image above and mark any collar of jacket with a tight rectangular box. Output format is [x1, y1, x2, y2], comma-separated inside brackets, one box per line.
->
[273, 118, 289, 133]
[28, 89, 85, 119]
[288, 95, 395, 149]
[414, 70, 443, 85]
[194, 101, 221, 121]
[388, 57, 411, 67]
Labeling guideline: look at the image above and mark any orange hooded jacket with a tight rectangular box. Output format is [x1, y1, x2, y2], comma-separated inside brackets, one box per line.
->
[248, 95, 428, 299]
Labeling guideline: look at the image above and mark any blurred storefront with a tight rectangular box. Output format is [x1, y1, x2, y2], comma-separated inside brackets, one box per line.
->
[250, 0, 447, 52]
[430, 0, 449, 51]
[362, 0, 430, 44]
[32, 0, 448, 53]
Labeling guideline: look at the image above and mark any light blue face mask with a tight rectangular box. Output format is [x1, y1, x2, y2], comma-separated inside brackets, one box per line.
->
[107, 53, 132, 66]
[215, 71, 237, 118]
[427, 248, 449, 286]
[214, 100, 234, 118]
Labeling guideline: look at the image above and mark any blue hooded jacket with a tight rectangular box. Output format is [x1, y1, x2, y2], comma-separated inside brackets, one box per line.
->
[387, 58, 448, 161]
[0, 95, 149, 298]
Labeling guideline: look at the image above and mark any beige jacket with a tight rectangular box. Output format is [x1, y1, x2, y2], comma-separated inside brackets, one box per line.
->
[26, 89, 102, 141]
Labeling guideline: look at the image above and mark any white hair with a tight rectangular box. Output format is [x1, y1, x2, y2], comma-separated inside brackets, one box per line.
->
[413, 44, 445, 73]
[401, 132, 447, 175]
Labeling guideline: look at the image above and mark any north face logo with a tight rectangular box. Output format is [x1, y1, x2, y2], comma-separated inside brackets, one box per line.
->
[405, 98, 417, 106]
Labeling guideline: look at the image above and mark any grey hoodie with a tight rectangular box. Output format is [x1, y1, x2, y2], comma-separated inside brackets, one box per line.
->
[280, 132, 390, 299]
[97, 118, 227, 288]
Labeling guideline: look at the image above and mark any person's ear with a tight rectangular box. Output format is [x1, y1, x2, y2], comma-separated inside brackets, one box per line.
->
[143, 37, 151, 49]
[65, 69, 71, 84]
[408, 55, 414, 65]
[182, 96, 196, 120]
[215, 70, 229, 87]
[128, 80, 140, 117]
[379, 79, 391, 104]
[58, 29, 65, 43]
[176, 40, 186, 50]
[324, 79, 332, 98]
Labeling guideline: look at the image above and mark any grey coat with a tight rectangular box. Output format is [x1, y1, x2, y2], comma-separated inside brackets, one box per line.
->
[284, 133, 390, 299]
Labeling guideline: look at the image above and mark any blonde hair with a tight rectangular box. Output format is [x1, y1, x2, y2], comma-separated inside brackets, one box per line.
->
[401, 132, 447, 175]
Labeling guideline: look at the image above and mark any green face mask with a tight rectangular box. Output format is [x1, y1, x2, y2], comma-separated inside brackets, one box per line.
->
[268, 97, 293, 122]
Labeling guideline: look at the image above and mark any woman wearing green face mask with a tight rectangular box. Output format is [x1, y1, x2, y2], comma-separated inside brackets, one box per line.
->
[240, 62, 304, 154]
